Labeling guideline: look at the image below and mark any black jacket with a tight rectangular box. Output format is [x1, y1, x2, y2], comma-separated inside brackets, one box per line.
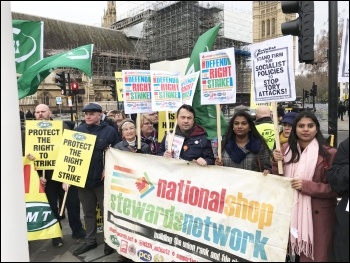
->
[327, 137, 349, 262]
[159, 124, 215, 165]
[75, 121, 118, 188]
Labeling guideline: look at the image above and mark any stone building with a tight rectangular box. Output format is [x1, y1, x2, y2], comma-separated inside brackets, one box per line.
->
[252, 1, 297, 67]
[13, 11, 148, 114]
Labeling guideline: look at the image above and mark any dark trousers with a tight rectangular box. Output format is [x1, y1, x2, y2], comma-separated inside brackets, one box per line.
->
[65, 186, 83, 234]
[338, 111, 344, 120]
[44, 179, 63, 228]
[78, 185, 104, 245]
[45, 179, 82, 234]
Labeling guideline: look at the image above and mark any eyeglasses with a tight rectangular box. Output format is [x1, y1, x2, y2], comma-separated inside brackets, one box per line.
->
[143, 122, 153, 126]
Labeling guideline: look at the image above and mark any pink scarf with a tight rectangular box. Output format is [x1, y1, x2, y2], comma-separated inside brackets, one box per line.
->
[284, 138, 319, 260]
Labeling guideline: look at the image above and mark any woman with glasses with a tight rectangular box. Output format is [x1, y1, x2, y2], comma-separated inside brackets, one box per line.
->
[113, 119, 151, 154]
[148, 111, 159, 131]
[140, 114, 160, 155]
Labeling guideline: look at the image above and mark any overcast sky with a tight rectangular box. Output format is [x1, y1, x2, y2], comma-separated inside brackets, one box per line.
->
[10, 1, 349, 36]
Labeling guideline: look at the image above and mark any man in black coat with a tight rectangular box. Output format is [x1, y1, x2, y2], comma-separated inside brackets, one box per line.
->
[159, 104, 214, 166]
[327, 137, 349, 262]
[24, 104, 85, 248]
[72, 103, 119, 256]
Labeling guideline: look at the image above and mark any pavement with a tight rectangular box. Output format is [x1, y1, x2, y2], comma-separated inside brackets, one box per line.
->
[28, 217, 130, 262]
[28, 115, 348, 262]
[319, 114, 349, 145]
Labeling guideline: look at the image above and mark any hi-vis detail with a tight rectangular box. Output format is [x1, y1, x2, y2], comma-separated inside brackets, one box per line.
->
[26, 202, 58, 232]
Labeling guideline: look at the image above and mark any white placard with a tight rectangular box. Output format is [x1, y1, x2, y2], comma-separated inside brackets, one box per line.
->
[122, 70, 152, 114]
[251, 35, 296, 103]
[200, 48, 236, 105]
[151, 71, 182, 112]
[338, 17, 349, 83]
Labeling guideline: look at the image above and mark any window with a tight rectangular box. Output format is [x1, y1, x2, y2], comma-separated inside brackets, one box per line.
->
[95, 92, 103, 102]
[42, 92, 50, 105]
[272, 18, 276, 35]
[267, 19, 270, 36]
[262, 21, 265, 37]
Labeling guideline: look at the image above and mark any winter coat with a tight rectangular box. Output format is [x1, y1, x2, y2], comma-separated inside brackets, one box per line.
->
[272, 143, 338, 262]
[75, 121, 118, 188]
[113, 138, 151, 154]
[327, 137, 349, 262]
[159, 124, 215, 165]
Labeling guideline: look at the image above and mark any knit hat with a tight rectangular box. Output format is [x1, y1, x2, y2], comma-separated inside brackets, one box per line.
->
[119, 119, 135, 133]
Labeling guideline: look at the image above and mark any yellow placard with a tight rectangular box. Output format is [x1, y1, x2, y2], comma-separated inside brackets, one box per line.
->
[52, 130, 96, 187]
[25, 120, 64, 170]
[24, 159, 62, 240]
[157, 111, 177, 142]
[115, 71, 123, 102]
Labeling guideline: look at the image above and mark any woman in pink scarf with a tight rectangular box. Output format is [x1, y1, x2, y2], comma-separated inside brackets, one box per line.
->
[272, 111, 337, 262]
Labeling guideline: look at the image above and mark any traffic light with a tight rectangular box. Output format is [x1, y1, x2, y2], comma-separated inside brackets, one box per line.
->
[71, 82, 79, 95]
[304, 90, 310, 98]
[55, 71, 66, 95]
[310, 82, 317, 96]
[281, 1, 314, 64]
[77, 96, 83, 103]
[110, 85, 116, 100]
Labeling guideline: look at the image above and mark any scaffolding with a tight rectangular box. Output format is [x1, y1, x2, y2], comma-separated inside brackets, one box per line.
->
[114, 1, 252, 94]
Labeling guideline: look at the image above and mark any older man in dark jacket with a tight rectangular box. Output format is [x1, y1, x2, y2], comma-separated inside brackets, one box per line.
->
[73, 103, 119, 256]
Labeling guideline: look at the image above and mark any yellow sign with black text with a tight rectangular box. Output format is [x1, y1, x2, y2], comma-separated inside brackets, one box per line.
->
[52, 130, 96, 187]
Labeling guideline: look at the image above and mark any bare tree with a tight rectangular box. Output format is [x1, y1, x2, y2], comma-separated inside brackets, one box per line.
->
[296, 17, 345, 102]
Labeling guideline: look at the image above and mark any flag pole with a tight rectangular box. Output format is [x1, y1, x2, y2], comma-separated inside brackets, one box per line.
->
[272, 102, 283, 174]
[216, 105, 222, 160]
[137, 113, 141, 149]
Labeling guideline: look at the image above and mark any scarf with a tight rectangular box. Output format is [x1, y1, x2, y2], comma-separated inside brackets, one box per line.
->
[175, 125, 195, 140]
[279, 132, 288, 145]
[284, 138, 319, 260]
[224, 135, 261, 163]
[141, 130, 159, 154]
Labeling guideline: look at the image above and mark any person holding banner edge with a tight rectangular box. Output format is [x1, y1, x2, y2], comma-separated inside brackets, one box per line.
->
[113, 118, 151, 154]
[159, 104, 215, 166]
[272, 111, 337, 262]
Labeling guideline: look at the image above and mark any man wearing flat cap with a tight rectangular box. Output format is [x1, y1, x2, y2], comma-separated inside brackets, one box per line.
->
[73, 103, 119, 256]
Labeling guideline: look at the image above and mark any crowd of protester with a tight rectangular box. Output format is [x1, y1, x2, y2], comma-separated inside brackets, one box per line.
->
[22, 102, 348, 262]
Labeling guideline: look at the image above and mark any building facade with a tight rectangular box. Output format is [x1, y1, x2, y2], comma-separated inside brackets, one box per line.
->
[252, 1, 297, 67]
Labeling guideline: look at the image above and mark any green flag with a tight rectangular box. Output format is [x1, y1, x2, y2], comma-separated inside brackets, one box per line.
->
[17, 44, 94, 99]
[13, 20, 44, 74]
[185, 24, 227, 140]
